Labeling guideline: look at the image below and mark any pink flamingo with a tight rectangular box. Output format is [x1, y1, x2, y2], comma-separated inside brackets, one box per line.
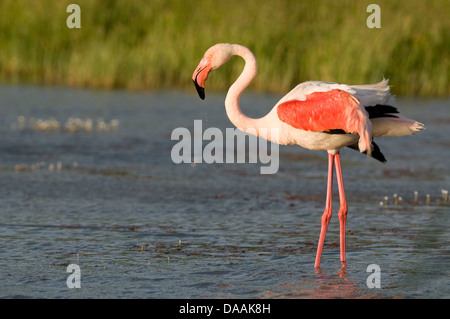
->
[192, 43, 424, 268]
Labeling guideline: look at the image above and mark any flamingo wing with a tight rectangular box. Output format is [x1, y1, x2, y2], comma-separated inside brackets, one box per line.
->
[277, 89, 373, 154]
[277, 79, 395, 107]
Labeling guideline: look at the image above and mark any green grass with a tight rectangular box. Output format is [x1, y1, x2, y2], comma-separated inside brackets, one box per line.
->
[0, 0, 448, 96]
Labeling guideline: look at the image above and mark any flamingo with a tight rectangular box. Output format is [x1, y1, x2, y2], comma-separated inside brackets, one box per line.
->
[192, 43, 424, 268]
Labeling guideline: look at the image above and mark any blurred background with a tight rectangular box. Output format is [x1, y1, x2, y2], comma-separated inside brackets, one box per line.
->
[0, 0, 448, 97]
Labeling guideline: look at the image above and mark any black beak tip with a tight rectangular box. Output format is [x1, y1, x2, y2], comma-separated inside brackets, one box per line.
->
[193, 80, 205, 100]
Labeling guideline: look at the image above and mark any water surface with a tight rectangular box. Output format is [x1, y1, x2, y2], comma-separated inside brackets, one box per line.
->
[0, 85, 448, 298]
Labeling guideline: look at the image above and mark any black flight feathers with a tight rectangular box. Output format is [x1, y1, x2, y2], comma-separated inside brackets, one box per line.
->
[322, 104, 397, 162]
[364, 104, 399, 119]
[348, 141, 387, 163]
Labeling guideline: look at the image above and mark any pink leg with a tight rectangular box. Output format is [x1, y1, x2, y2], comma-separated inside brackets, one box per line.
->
[315, 153, 334, 268]
[334, 152, 348, 263]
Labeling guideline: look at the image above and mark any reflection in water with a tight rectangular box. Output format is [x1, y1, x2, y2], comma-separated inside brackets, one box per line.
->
[10, 115, 120, 132]
[261, 262, 369, 299]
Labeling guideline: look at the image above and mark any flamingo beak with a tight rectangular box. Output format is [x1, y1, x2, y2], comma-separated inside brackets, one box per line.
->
[192, 57, 212, 100]
[193, 79, 205, 100]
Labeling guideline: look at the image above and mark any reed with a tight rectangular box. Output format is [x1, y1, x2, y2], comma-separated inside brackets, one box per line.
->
[0, 0, 448, 96]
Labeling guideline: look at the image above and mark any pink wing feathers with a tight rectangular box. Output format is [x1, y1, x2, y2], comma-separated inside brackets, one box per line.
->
[277, 89, 373, 155]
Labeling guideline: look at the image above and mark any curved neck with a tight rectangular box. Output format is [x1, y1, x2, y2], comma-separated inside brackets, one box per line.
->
[224, 45, 263, 134]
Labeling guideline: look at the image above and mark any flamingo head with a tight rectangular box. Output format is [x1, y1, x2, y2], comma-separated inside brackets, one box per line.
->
[192, 43, 234, 100]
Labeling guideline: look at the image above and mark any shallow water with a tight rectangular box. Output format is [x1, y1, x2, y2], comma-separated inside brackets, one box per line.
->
[0, 85, 448, 299]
